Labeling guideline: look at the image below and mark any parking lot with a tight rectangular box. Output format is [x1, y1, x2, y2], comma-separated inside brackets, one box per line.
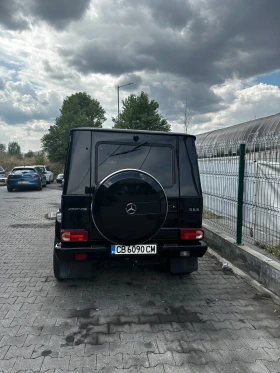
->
[0, 183, 280, 373]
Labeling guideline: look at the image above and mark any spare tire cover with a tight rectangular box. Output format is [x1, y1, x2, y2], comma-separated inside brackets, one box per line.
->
[92, 169, 168, 245]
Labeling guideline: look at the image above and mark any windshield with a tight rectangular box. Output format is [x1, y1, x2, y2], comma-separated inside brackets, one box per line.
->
[97, 143, 174, 187]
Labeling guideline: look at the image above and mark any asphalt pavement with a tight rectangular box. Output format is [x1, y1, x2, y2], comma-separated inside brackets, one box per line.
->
[0, 183, 279, 373]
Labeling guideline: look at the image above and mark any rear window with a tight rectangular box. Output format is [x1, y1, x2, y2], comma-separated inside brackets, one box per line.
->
[13, 168, 36, 174]
[97, 142, 174, 187]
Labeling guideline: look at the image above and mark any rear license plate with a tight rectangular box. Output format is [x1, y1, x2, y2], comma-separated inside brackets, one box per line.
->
[111, 244, 157, 255]
[18, 181, 28, 184]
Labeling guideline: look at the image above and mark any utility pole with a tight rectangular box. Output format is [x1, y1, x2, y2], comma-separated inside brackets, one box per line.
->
[117, 82, 133, 120]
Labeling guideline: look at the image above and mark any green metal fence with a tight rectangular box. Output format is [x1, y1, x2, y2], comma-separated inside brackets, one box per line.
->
[197, 135, 280, 257]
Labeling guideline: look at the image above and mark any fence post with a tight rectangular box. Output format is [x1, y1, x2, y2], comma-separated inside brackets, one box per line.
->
[236, 143, 246, 245]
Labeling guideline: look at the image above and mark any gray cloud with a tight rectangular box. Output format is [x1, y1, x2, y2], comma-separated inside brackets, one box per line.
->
[0, 0, 91, 30]
[1, 0, 280, 136]
[0, 81, 61, 125]
[42, 60, 75, 81]
[59, 39, 157, 76]
[30, 0, 91, 29]
[146, 0, 194, 30]
[117, 74, 142, 90]
[0, 0, 28, 30]
[146, 77, 224, 120]
[60, 0, 280, 86]
[0, 78, 5, 90]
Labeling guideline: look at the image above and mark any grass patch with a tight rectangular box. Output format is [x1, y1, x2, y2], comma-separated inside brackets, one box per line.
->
[255, 241, 280, 259]
[203, 210, 223, 219]
[0, 153, 64, 179]
[44, 213, 56, 220]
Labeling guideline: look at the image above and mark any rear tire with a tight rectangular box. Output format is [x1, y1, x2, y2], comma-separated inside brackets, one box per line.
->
[7, 187, 12, 192]
[53, 237, 62, 281]
[37, 183, 42, 191]
[53, 251, 63, 281]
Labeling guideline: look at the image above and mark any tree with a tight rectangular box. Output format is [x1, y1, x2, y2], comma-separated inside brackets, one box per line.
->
[113, 91, 170, 132]
[25, 150, 35, 158]
[42, 92, 106, 163]
[176, 96, 195, 134]
[0, 143, 6, 153]
[8, 141, 21, 156]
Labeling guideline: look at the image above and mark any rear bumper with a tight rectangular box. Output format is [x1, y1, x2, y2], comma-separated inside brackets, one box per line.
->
[54, 241, 208, 261]
[7, 181, 41, 188]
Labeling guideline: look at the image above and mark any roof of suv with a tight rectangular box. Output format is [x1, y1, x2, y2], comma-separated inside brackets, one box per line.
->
[70, 127, 196, 139]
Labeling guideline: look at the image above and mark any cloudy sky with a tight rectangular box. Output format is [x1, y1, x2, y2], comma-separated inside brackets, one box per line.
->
[0, 0, 280, 152]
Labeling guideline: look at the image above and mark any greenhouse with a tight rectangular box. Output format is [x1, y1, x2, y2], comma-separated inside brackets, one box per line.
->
[195, 112, 280, 255]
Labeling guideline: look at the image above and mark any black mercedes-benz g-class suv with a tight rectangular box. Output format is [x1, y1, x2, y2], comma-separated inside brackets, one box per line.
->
[53, 128, 207, 280]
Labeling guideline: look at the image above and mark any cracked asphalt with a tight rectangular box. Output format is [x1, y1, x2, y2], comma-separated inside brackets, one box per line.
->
[0, 183, 280, 373]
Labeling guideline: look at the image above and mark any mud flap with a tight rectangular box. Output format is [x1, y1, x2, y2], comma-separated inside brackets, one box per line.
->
[170, 257, 198, 274]
[59, 261, 93, 279]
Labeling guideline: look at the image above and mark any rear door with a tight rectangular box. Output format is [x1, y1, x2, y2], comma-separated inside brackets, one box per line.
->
[91, 131, 180, 242]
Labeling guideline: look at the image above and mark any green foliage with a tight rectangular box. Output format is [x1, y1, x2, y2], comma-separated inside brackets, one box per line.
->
[50, 162, 64, 178]
[255, 241, 280, 259]
[34, 152, 45, 165]
[24, 150, 35, 158]
[8, 141, 21, 157]
[0, 143, 6, 153]
[113, 91, 170, 132]
[42, 92, 106, 163]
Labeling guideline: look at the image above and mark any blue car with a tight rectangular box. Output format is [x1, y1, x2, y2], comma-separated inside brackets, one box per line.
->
[7, 166, 47, 192]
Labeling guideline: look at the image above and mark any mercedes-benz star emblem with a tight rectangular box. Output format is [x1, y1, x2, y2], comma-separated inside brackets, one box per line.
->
[126, 203, 137, 215]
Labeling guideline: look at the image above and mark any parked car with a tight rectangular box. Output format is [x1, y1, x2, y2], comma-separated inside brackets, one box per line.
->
[33, 165, 54, 184]
[56, 173, 64, 183]
[53, 128, 207, 280]
[0, 176, 7, 184]
[0, 166, 6, 183]
[7, 166, 47, 192]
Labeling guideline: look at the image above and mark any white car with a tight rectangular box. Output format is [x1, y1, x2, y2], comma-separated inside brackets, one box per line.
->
[33, 165, 54, 184]
[56, 173, 64, 183]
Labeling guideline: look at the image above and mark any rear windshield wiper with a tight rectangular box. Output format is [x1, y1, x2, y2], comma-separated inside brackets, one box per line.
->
[111, 141, 148, 156]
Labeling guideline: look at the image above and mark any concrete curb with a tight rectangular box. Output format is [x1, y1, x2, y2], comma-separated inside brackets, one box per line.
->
[203, 223, 280, 297]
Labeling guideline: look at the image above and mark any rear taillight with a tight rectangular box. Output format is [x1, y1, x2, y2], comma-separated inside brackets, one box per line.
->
[75, 253, 87, 260]
[60, 229, 88, 242]
[180, 228, 204, 240]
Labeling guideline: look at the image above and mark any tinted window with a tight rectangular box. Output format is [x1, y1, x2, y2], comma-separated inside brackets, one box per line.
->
[97, 143, 174, 187]
[67, 130, 91, 194]
[13, 168, 36, 174]
[45, 166, 50, 171]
